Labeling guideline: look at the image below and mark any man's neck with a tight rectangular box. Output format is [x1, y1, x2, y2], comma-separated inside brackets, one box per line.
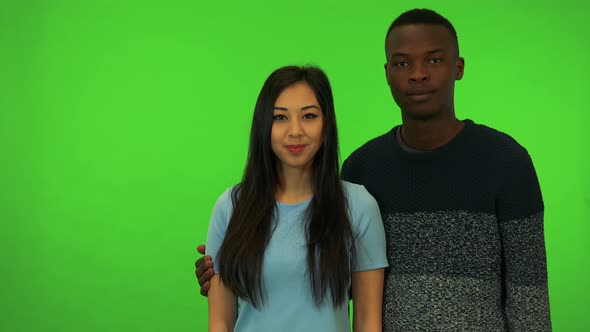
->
[400, 115, 465, 151]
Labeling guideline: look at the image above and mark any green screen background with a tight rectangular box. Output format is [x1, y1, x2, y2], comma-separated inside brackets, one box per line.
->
[2, 0, 588, 331]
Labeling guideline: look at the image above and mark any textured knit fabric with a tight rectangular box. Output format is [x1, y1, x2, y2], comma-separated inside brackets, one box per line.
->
[206, 181, 388, 332]
[341, 119, 551, 332]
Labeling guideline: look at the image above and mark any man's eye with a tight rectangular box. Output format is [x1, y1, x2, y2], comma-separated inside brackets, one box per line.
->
[273, 114, 287, 121]
[428, 57, 442, 64]
[394, 61, 408, 67]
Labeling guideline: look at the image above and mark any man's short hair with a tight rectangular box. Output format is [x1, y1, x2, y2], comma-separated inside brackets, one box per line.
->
[386, 8, 459, 54]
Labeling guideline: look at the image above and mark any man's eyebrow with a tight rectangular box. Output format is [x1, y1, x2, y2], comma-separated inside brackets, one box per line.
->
[391, 52, 408, 57]
[391, 48, 445, 58]
[426, 48, 445, 54]
[273, 105, 320, 111]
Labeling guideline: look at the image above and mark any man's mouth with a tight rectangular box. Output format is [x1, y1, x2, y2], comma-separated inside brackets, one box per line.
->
[406, 89, 435, 101]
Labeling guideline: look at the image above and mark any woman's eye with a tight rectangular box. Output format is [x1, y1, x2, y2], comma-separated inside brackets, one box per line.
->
[303, 113, 318, 119]
[273, 114, 287, 121]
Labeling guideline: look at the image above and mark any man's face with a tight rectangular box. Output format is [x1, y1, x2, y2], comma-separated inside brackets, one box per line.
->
[385, 24, 464, 121]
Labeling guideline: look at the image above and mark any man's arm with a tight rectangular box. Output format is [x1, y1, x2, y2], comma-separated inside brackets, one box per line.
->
[208, 275, 237, 332]
[352, 269, 384, 332]
[498, 148, 551, 331]
[195, 245, 215, 297]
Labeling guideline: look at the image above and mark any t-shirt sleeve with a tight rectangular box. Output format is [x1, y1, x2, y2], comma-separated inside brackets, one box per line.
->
[205, 187, 233, 274]
[347, 183, 389, 272]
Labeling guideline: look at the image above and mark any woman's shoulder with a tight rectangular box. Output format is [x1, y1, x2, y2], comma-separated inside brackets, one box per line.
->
[213, 186, 235, 206]
[340, 180, 380, 213]
[341, 180, 372, 200]
[340, 181, 383, 238]
[211, 185, 240, 219]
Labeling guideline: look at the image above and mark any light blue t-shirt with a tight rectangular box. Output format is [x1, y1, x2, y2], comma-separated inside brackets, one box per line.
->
[206, 181, 388, 331]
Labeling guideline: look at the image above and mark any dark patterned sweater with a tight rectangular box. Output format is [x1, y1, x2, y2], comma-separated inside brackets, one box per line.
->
[341, 119, 551, 331]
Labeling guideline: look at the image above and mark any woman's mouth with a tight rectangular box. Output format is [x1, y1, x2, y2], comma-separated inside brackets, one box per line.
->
[286, 145, 307, 153]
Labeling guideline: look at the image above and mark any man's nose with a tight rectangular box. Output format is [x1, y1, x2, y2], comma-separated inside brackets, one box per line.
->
[409, 63, 429, 82]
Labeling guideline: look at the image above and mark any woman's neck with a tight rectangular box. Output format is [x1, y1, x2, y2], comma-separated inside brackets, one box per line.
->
[275, 164, 314, 204]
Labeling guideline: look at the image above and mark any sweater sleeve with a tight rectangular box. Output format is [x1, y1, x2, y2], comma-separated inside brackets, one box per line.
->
[497, 147, 551, 331]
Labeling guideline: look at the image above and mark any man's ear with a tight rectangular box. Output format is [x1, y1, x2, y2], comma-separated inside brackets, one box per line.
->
[456, 57, 465, 80]
[384, 63, 391, 86]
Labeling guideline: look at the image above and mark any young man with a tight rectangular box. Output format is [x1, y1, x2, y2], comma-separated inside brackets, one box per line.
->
[196, 8, 551, 331]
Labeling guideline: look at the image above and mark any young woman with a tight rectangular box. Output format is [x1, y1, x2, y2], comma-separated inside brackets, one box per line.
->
[206, 65, 387, 332]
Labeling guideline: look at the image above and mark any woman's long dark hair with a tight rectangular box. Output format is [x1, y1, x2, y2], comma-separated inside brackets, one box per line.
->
[216, 65, 354, 308]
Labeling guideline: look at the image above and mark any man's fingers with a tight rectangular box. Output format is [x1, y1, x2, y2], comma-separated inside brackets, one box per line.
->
[195, 256, 205, 269]
[195, 256, 213, 276]
[195, 257, 213, 282]
[200, 281, 211, 297]
[198, 266, 215, 286]
[194, 245, 213, 297]
[195, 255, 212, 270]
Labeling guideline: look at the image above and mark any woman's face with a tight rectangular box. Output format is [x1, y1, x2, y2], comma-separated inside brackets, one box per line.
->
[270, 82, 324, 172]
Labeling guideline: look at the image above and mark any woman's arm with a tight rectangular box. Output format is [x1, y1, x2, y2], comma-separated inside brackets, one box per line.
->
[208, 275, 237, 332]
[352, 268, 384, 332]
